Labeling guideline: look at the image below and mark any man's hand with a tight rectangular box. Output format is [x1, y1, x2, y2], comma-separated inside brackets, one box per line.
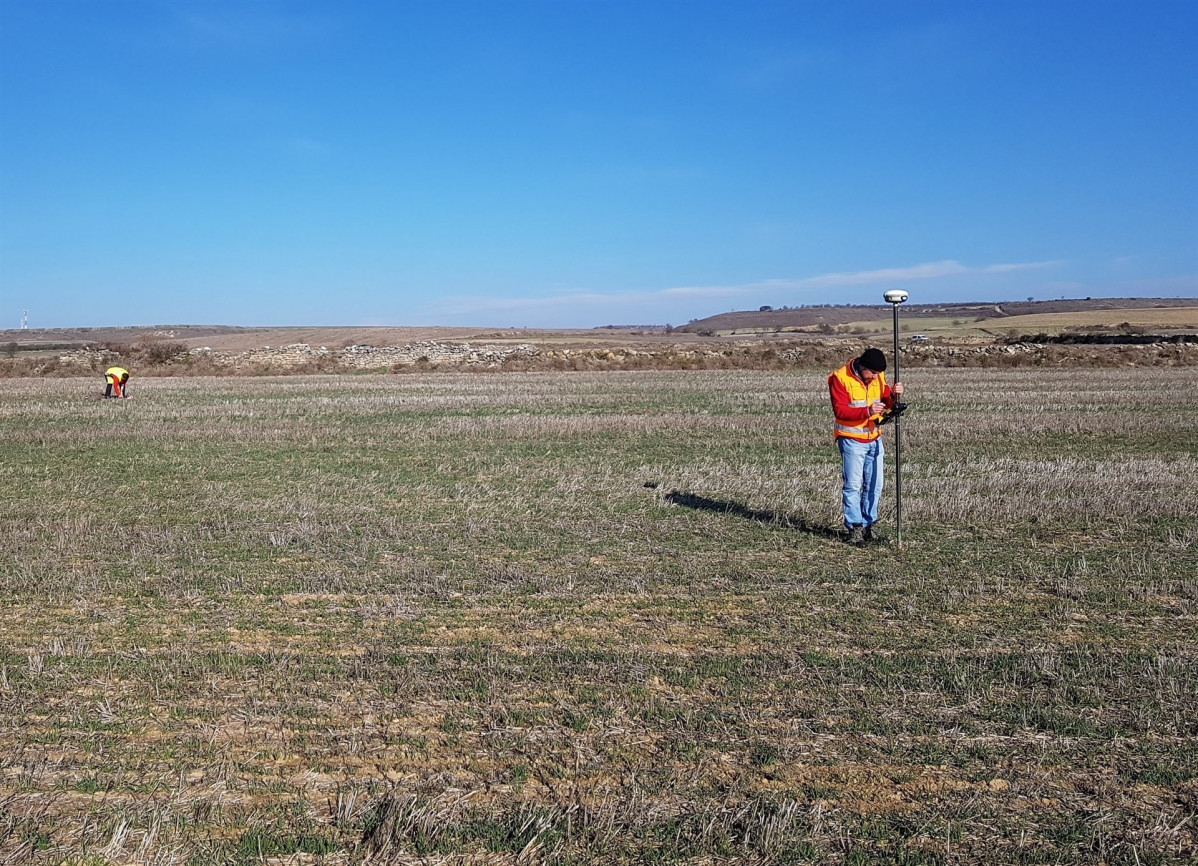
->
[870, 400, 886, 414]
[892, 381, 904, 398]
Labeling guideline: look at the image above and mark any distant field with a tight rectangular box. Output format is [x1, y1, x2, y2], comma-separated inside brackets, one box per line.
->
[683, 297, 1198, 337]
[1, 370, 1196, 864]
[0, 325, 694, 356]
[717, 306, 1198, 340]
[978, 307, 1198, 334]
[716, 317, 985, 338]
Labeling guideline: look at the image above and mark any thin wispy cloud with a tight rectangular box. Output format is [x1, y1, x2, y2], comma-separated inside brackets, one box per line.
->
[658, 259, 1060, 298]
[435, 260, 1063, 317]
[789, 259, 1059, 287]
[1124, 273, 1198, 295]
[437, 291, 622, 315]
[175, 7, 329, 51]
[979, 261, 1062, 275]
[283, 137, 330, 155]
[730, 48, 831, 89]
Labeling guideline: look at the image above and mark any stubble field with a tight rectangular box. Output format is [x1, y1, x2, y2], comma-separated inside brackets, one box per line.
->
[1, 368, 1195, 865]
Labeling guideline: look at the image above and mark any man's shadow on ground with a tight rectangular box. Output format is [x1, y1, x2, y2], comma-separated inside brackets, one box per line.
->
[661, 490, 843, 541]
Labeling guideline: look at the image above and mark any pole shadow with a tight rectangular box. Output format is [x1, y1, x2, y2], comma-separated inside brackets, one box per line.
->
[662, 490, 843, 541]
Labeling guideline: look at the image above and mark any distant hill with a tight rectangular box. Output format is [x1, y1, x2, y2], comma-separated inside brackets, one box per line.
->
[677, 297, 1198, 335]
[3, 297, 1196, 355]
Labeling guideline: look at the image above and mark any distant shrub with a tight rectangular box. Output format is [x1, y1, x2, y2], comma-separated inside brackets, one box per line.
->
[98, 341, 134, 357]
[138, 341, 189, 365]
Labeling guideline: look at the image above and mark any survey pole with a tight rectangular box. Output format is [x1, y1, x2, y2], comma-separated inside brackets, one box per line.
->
[883, 289, 908, 549]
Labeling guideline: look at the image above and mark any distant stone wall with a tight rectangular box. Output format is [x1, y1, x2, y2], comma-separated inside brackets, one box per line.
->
[337, 341, 538, 368]
[57, 341, 542, 370]
[48, 335, 1198, 375]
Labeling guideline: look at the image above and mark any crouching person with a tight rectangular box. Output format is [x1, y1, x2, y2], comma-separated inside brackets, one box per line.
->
[104, 366, 130, 399]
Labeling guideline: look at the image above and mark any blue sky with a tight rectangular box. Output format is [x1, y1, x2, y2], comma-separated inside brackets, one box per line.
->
[1, 0, 1195, 329]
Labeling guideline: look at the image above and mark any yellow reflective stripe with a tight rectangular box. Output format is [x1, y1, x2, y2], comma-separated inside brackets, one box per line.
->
[848, 399, 869, 407]
[835, 429, 879, 441]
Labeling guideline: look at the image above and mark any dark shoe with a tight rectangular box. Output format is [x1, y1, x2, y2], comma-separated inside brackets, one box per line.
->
[864, 525, 888, 545]
[846, 526, 866, 545]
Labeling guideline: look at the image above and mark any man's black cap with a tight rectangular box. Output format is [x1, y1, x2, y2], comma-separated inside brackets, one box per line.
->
[859, 348, 887, 372]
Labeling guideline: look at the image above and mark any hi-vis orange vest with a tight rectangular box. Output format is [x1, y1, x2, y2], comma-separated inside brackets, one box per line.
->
[830, 363, 887, 442]
[105, 367, 129, 397]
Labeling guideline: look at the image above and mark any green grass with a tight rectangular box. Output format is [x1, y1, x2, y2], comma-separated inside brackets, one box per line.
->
[1, 368, 1196, 864]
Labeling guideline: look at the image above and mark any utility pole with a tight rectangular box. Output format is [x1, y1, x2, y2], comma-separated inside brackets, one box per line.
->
[883, 290, 908, 549]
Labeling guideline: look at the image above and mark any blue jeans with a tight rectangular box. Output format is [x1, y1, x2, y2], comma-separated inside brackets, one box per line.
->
[838, 436, 884, 528]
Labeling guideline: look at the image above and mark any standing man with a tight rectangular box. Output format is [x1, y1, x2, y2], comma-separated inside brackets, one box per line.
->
[828, 348, 904, 544]
[104, 366, 130, 399]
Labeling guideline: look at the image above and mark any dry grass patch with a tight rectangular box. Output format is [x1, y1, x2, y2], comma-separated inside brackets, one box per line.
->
[990, 307, 1198, 332]
[1, 369, 1195, 864]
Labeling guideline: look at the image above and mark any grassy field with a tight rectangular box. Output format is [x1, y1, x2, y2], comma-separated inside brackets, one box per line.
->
[714, 306, 1198, 340]
[1, 369, 1195, 865]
